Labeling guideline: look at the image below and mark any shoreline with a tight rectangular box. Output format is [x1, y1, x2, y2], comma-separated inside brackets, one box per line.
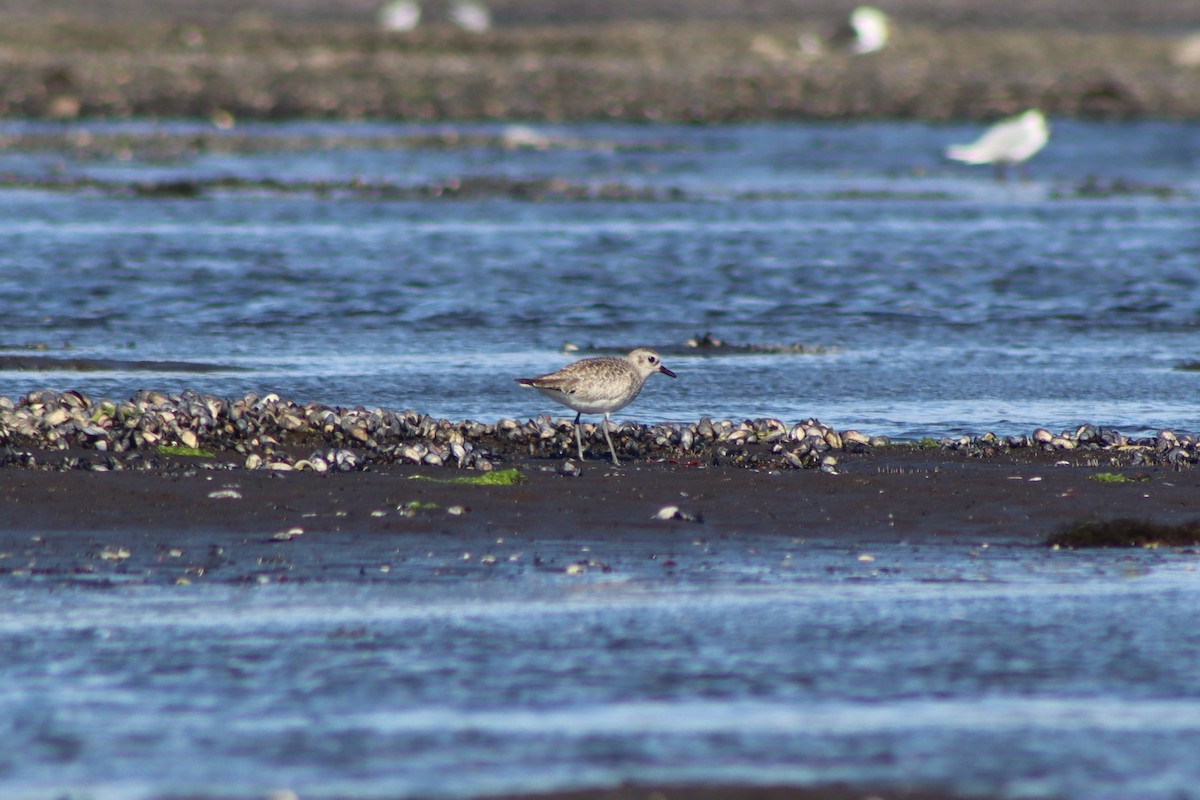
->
[4, 390, 1200, 571]
[1, 18, 1199, 122]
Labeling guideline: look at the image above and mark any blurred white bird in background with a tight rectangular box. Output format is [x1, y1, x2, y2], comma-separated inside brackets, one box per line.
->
[450, 1, 491, 33]
[796, 6, 889, 57]
[500, 125, 552, 150]
[848, 6, 889, 54]
[1171, 33, 1200, 68]
[945, 109, 1050, 181]
[379, 0, 421, 31]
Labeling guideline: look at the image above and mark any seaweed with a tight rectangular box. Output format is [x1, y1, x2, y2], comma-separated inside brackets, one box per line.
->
[1089, 472, 1148, 483]
[409, 468, 524, 486]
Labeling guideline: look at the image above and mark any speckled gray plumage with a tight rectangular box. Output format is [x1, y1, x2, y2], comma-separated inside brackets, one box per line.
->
[516, 348, 673, 415]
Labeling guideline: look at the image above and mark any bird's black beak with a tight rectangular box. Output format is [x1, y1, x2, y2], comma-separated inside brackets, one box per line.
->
[659, 365, 677, 378]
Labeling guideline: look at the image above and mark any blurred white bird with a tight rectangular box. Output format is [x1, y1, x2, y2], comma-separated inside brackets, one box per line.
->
[500, 125, 552, 150]
[945, 109, 1050, 181]
[379, 0, 421, 32]
[848, 6, 889, 54]
[450, 1, 491, 33]
[1171, 33, 1200, 68]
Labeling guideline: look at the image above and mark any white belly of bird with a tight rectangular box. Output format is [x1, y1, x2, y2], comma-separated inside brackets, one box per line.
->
[535, 384, 641, 416]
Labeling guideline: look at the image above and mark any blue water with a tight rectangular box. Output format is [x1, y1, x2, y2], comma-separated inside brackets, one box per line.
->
[3, 538, 1200, 800]
[0, 120, 1199, 438]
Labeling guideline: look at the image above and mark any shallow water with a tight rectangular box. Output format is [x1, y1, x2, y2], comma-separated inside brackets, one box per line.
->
[4, 123, 1200, 799]
[3, 537, 1200, 800]
[1, 120, 1200, 439]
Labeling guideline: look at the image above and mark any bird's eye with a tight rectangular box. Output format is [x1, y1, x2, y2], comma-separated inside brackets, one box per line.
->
[648, 356, 657, 363]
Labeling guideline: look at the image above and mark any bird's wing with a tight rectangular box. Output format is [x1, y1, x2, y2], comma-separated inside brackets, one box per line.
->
[526, 374, 578, 394]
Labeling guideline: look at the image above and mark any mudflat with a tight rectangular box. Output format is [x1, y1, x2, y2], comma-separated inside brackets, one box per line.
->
[2, 443, 1195, 587]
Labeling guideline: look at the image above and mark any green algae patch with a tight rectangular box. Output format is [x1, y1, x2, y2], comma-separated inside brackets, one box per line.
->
[409, 468, 524, 486]
[398, 501, 441, 516]
[156, 444, 216, 458]
[89, 402, 117, 423]
[1090, 472, 1148, 484]
[1048, 518, 1200, 549]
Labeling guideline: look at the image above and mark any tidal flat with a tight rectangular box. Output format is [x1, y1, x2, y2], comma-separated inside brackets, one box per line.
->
[4, 3, 1200, 797]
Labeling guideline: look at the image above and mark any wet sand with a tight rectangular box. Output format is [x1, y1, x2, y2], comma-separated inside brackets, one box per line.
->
[3, 443, 1196, 585]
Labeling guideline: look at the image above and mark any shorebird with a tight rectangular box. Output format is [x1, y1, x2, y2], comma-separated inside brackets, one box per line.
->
[945, 109, 1050, 181]
[516, 348, 676, 466]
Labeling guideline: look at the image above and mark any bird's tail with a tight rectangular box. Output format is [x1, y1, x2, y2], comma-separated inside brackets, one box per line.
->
[945, 144, 987, 165]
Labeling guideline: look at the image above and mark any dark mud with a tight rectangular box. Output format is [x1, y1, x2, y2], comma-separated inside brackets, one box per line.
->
[0, 173, 671, 202]
[4, 440, 1200, 574]
[0, 355, 247, 373]
[476, 784, 979, 800]
[574, 335, 840, 357]
[0, 160, 1189, 202]
[1049, 517, 1200, 548]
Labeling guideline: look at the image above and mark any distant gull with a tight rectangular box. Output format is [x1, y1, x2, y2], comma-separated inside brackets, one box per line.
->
[1171, 33, 1200, 68]
[847, 6, 890, 55]
[379, 0, 421, 32]
[500, 125, 552, 150]
[450, 1, 491, 33]
[945, 109, 1049, 180]
[516, 348, 676, 466]
[804, 6, 889, 57]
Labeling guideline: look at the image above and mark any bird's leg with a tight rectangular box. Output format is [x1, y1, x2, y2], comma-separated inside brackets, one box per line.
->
[602, 412, 620, 466]
[573, 412, 585, 460]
